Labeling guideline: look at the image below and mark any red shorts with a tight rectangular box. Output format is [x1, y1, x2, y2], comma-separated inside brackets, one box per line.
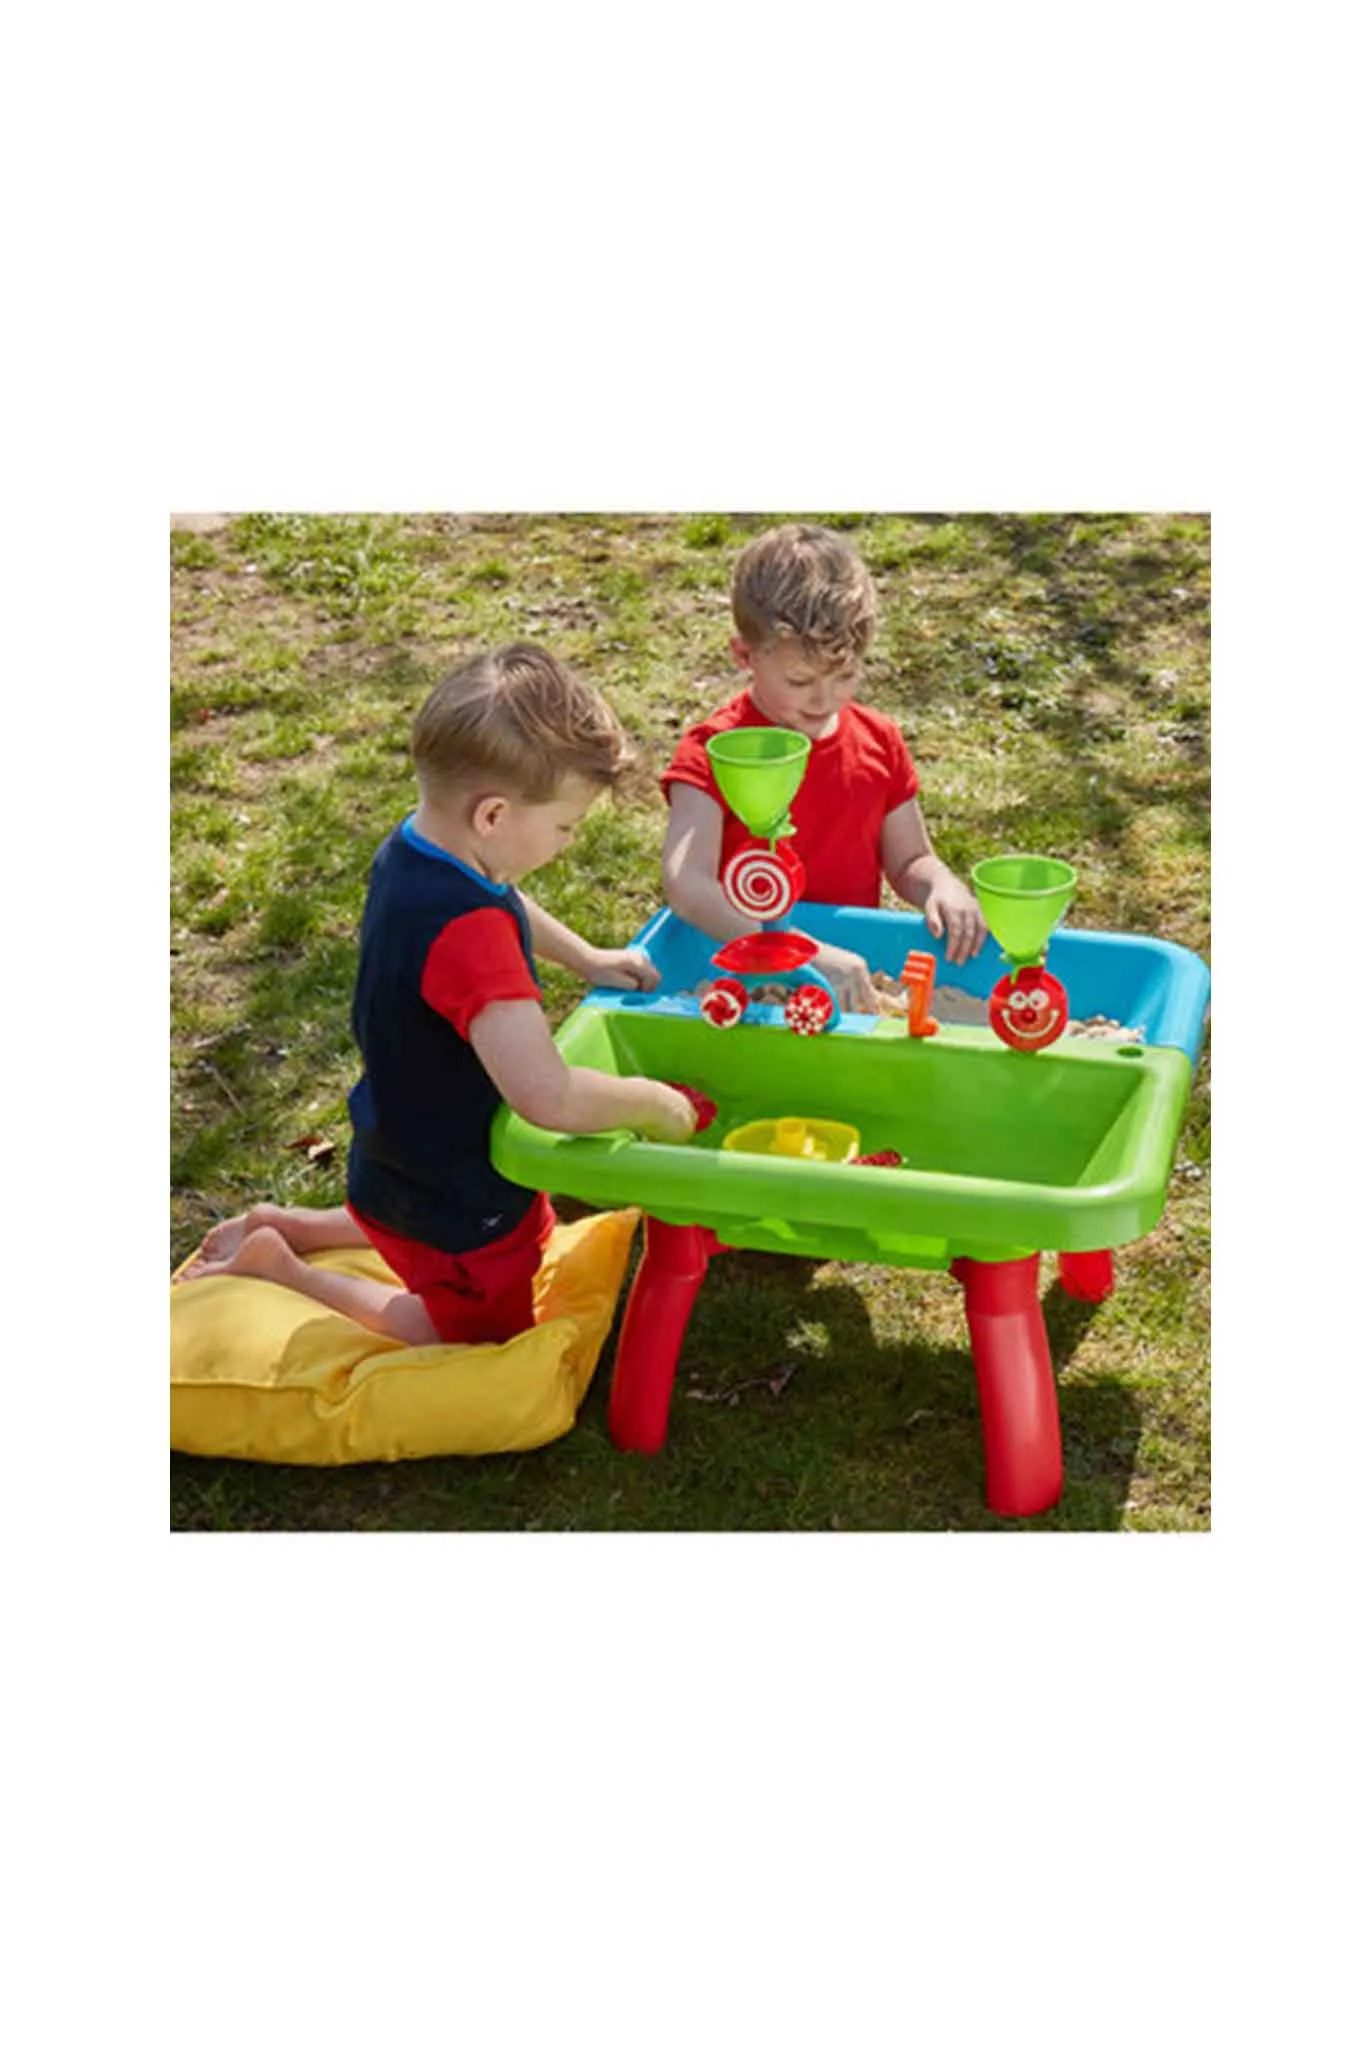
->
[347, 1192, 556, 1345]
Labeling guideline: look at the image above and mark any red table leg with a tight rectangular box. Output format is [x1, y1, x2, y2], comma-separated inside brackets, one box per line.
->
[608, 1218, 719, 1453]
[951, 1254, 1063, 1517]
[1058, 1249, 1115, 1302]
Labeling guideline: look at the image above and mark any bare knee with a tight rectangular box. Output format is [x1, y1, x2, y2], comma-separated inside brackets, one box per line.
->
[380, 1293, 443, 1347]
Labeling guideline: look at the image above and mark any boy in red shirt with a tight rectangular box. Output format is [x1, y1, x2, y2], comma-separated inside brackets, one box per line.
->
[661, 523, 987, 1009]
[179, 645, 696, 1344]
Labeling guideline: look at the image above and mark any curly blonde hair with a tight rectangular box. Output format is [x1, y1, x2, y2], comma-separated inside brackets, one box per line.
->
[730, 523, 878, 661]
[412, 644, 631, 802]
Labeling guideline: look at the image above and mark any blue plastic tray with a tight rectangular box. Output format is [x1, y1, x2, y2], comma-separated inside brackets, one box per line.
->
[590, 902, 1210, 1067]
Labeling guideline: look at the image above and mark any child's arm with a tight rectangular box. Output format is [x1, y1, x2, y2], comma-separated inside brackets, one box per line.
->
[881, 801, 988, 966]
[520, 893, 659, 992]
[470, 999, 696, 1142]
[663, 784, 879, 1011]
[661, 785, 761, 942]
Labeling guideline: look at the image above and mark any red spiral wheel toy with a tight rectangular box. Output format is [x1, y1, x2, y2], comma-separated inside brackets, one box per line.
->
[721, 838, 806, 921]
[700, 977, 749, 1029]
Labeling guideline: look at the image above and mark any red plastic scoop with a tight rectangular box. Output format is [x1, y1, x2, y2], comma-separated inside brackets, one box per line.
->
[712, 931, 817, 975]
[667, 1083, 717, 1133]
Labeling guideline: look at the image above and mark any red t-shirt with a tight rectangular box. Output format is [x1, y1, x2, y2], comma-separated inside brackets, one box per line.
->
[419, 905, 541, 1038]
[661, 692, 919, 907]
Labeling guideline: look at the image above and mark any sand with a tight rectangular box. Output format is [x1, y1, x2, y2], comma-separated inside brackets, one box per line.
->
[688, 969, 1146, 1042]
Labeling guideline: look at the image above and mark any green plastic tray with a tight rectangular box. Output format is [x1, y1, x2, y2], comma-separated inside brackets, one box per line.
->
[491, 1009, 1193, 1269]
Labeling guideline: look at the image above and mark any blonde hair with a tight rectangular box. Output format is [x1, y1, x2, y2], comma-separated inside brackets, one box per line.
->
[412, 644, 631, 803]
[731, 523, 878, 661]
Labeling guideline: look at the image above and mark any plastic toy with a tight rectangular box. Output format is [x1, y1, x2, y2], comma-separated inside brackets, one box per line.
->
[723, 1115, 860, 1163]
[697, 729, 841, 1035]
[668, 1082, 718, 1132]
[973, 856, 1076, 1053]
[722, 838, 807, 920]
[900, 950, 940, 1037]
[493, 897, 1211, 1520]
[988, 962, 1069, 1051]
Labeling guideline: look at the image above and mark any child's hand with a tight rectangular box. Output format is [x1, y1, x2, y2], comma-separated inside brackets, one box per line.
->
[586, 946, 660, 992]
[923, 876, 989, 966]
[811, 941, 879, 1014]
[637, 1082, 698, 1145]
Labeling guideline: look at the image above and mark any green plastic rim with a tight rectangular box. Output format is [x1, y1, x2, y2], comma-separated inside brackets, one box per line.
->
[972, 855, 1078, 964]
[492, 1005, 1196, 1262]
[707, 728, 811, 838]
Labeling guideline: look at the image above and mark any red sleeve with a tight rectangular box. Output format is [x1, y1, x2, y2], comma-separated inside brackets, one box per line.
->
[659, 723, 720, 803]
[420, 908, 541, 1041]
[884, 722, 920, 810]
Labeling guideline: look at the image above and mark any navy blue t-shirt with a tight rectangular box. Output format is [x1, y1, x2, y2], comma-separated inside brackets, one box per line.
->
[347, 820, 543, 1253]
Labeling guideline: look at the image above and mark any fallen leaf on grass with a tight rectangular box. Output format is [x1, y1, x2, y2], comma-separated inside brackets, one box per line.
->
[286, 1132, 336, 1165]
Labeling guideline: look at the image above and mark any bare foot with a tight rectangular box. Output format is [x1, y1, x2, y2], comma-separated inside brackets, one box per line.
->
[179, 1224, 298, 1286]
[176, 1204, 285, 1282]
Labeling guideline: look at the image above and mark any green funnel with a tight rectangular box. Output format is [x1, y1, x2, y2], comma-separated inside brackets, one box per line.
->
[972, 855, 1077, 965]
[707, 728, 811, 839]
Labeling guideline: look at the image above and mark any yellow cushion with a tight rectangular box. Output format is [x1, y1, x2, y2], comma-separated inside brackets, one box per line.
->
[170, 1207, 638, 1464]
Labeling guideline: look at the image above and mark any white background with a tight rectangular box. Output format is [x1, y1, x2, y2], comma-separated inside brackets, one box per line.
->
[5, 2, 1358, 2042]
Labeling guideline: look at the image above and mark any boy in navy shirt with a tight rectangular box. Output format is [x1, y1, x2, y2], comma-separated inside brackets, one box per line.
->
[180, 645, 696, 1344]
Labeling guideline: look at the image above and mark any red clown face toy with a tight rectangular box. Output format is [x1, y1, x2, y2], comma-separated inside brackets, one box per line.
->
[988, 964, 1068, 1052]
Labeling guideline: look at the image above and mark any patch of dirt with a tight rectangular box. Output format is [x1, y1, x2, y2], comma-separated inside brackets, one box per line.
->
[172, 568, 324, 673]
[508, 594, 602, 631]
[168, 949, 259, 1014]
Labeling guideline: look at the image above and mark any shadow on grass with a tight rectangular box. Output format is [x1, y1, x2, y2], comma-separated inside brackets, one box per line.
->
[169, 1264, 1142, 1534]
[869, 511, 1208, 801]
[1042, 1279, 1104, 1368]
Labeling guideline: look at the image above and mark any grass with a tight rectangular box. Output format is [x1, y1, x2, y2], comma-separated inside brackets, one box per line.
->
[170, 511, 1211, 1532]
